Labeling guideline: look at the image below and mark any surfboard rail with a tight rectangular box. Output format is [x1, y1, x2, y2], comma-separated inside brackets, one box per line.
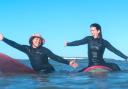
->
[83, 65, 112, 73]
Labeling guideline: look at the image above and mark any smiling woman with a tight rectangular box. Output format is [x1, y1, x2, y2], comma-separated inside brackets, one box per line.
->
[65, 23, 128, 72]
[0, 33, 78, 74]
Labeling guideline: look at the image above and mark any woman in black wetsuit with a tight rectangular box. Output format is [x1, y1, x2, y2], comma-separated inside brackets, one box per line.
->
[0, 33, 78, 73]
[65, 23, 128, 72]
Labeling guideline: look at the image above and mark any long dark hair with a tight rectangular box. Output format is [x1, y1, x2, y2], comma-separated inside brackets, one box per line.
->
[90, 23, 103, 39]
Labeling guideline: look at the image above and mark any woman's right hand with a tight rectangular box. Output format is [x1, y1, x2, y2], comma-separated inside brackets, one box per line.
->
[0, 34, 4, 41]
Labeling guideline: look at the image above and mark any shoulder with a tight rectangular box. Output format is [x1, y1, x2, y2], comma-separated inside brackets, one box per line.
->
[102, 39, 109, 43]
[82, 36, 92, 40]
[41, 46, 51, 52]
[21, 45, 29, 48]
[85, 36, 92, 39]
[22, 45, 29, 47]
[102, 39, 111, 46]
[21, 45, 30, 50]
[41, 46, 49, 50]
[41, 46, 54, 55]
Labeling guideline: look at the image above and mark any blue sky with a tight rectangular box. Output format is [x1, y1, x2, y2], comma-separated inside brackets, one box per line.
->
[0, 0, 128, 60]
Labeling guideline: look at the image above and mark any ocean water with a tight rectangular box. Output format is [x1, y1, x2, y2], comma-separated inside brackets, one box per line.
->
[0, 59, 128, 89]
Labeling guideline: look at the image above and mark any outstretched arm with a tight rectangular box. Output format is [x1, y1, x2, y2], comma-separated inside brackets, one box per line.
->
[65, 36, 90, 46]
[105, 40, 128, 61]
[46, 48, 78, 68]
[0, 33, 27, 52]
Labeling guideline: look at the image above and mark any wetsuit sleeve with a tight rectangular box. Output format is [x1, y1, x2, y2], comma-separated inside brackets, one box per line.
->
[67, 36, 90, 46]
[104, 40, 128, 59]
[2, 37, 27, 52]
[45, 48, 70, 65]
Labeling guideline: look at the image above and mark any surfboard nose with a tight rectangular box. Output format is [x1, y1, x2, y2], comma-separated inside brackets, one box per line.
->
[0, 53, 36, 74]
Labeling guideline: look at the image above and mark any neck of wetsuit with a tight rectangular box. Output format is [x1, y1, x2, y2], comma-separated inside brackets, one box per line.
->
[31, 45, 42, 49]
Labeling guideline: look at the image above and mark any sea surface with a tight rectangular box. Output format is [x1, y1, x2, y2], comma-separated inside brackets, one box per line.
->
[0, 59, 128, 89]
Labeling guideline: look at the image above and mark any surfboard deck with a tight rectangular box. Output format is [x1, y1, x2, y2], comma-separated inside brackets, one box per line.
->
[0, 53, 36, 74]
[83, 65, 112, 73]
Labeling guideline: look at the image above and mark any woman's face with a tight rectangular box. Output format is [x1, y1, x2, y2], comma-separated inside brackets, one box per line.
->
[90, 27, 100, 38]
[32, 37, 42, 48]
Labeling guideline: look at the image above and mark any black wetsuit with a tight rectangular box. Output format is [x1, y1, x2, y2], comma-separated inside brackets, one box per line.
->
[67, 36, 128, 71]
[3, 38, 69, 73]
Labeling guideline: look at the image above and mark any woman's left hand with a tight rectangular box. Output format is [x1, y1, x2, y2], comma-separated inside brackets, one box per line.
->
[125, 58, 128, 62]
[69, 60, 78, 68]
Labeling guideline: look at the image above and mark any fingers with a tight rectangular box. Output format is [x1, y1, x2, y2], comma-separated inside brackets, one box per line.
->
[69, 60, 78, 68]
[64, 41, 67, 47]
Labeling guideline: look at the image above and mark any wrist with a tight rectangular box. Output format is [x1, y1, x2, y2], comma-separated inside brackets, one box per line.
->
[125, 58, 128, 61]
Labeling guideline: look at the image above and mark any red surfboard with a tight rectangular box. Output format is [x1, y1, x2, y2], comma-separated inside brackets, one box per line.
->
[83, 65, 112, 73]
[0, 53, 36, 74]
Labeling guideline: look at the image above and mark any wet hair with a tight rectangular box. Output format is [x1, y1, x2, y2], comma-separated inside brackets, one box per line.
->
[90, 23, 103, 39]
[29, 36, 45, 46]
